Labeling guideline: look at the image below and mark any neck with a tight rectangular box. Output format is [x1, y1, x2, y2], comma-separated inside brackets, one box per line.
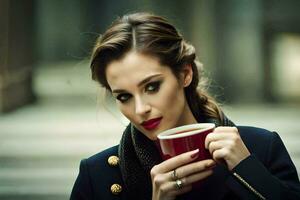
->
[177, 101, 198, 126]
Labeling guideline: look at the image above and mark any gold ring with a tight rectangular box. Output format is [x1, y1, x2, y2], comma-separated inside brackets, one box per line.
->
[172, 169, 178, 180]
[175, 179, 183, 189]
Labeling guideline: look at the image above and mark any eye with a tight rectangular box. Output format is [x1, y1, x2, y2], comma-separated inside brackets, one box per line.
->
[145, 81, 161, 93]
[116, 93, 132, 103]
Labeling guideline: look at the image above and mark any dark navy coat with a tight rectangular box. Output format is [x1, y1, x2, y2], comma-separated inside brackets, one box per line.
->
[70, 126, 300, 199]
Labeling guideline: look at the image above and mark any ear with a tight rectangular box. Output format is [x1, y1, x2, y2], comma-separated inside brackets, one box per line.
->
[181, 64, 193, 87]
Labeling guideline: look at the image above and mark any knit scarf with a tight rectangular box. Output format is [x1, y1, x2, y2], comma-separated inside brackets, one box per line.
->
[118, 115, 235, 199]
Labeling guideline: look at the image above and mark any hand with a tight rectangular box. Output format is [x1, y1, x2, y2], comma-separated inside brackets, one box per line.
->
[205, 127, 250, 170]
[150, 149, 216, 200]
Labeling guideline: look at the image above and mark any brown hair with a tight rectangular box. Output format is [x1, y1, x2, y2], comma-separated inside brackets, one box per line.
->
[90, 12, 224, 124]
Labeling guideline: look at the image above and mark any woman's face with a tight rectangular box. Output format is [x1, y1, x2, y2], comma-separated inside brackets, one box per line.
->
[106, 51, 195, 140]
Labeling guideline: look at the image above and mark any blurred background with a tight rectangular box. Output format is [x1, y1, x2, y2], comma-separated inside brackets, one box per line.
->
[1, 0, 300, 199]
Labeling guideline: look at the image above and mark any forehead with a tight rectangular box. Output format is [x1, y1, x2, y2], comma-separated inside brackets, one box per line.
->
[106, 51, 171, 89]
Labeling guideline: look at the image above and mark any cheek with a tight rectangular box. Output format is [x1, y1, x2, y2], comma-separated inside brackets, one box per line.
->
[156, 83, 184, 112]
[118, 103, 136, 121]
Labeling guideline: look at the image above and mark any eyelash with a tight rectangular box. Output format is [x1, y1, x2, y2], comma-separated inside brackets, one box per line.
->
[116, 81, 161, 103]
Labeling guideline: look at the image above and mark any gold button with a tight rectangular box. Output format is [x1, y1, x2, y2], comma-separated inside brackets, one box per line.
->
[108, 156, 119, 166]
[111, 183, 122, 195]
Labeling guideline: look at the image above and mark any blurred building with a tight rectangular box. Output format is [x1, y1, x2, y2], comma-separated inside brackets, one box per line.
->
[1, 0, 300, 113]
[0, 0, 36, 112]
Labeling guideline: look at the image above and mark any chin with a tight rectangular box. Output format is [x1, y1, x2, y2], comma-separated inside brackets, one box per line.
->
[145, 131, 159, 141]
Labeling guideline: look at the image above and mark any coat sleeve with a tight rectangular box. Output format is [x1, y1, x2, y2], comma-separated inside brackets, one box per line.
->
[226, 132, 300, 200]
[70, 159, 93, 200]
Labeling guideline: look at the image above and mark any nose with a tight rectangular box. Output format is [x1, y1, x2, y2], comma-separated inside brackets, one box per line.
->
[135, 96, 151, 116]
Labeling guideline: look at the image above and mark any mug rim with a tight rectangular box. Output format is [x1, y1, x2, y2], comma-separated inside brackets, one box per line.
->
[157, 123, 215, 139]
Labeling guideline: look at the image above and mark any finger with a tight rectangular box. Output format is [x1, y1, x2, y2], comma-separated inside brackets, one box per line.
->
[156, 149, 200, 173]
[172, 159, 216, 179]
[159, 178, 191, 195]
[205, 132, 229, 149]
[168, 184, 193, 197]
[183, 169, 214, 185]
[205, 127, 241, 149]
[214, 126, 239, 133]
[165, 169, 214, 196]
[212, 148, 230, 161]
[208, 140, 231, 156]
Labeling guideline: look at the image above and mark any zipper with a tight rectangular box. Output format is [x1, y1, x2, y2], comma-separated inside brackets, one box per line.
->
[233, 172, 266, 200]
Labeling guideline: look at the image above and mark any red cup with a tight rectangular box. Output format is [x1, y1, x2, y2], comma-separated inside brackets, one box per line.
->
[157, 123, 215, 161]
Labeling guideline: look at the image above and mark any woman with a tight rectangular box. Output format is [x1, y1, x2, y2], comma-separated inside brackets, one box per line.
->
[70, 12, 300, 200]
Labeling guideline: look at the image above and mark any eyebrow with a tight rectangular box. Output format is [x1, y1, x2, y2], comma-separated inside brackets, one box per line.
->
[112, 74, 162, 93]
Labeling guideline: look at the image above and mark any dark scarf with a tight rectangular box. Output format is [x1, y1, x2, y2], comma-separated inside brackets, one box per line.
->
[118, 115, 235, 199]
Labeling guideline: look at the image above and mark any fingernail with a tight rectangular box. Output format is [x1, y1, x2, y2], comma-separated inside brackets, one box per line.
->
[206, 164, 216, 170]
[206, 161, 216, 168]
[190, 149, 199, 159]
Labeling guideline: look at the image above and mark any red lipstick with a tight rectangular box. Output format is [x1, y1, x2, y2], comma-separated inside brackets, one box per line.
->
[142, 117, 162, 130]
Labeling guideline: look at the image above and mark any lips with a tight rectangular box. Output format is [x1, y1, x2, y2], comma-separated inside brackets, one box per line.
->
[142, 117, 162, 130]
